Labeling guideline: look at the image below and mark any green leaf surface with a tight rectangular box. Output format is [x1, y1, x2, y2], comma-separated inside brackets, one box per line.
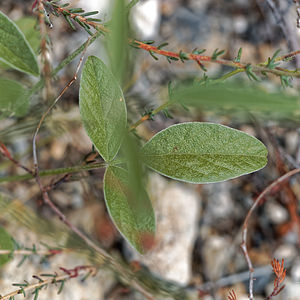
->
[0, 11, 39, 76]
[0, 226, 13, 266]
[79, 56, 127, 161]
[0, 77, 29, 118]
[104, 166, 156, 254]
[0, 17, 40, 70]
[171, 82, 300, 121]
[16, 17, 40, 53]
[141, 122, 268, 184]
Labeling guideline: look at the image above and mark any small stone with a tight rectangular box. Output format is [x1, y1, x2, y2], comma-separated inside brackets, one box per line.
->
[130, 0, 160, 39]
[290, 257, 300, 282]
[126, 173, 200, 284]
[274, 244, 298, 260]
[277, 279, 300, 300]
[265, 201, 288, 225]
[202, 235, 231, 280]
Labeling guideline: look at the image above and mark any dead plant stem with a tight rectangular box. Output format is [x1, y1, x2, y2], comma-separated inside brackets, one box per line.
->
[241, 168, 300, 300]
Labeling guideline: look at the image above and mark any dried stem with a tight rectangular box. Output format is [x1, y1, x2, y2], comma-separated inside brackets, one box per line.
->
[129, 101, 171, 131]
[0, 162, 107, 183]
[0, 143, 34, 175]
[266, 259, 286, 299]
[133, 40, 300, 77]
[50, 3, 300, 79]
[0, 265, 96, 300]
[241, 168, 300, 300]
[228, 289, 237, 300]
[32, 43, 87, 173]
[0, 249, 63, 256]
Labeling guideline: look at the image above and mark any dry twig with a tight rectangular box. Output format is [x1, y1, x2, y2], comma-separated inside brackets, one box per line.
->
[0, 265, 96, 300]
[228, 289, 237, 300]
[240, 168, 300, 300]
[266, 259, 286, 299]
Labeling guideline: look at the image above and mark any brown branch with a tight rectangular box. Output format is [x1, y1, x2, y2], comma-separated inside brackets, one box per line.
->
[0, 143, 34, 175]
[265, 259, 286, 299]
[132, 40, 300, 77]
[50, 2, 300, 79]
[0, 265, 96, 300]
[52, 5, 109, 33]
[294, 0, 300, 28]
[240, 168, 300, 300]
[44, 173, 72, 191]
[228, 289, 237, 300]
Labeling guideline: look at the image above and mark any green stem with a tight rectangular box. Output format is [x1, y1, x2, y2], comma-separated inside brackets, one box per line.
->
[129, 67, 249, 131]
[52, 30, 103, 76]
[214, 68, 245, 83]
[152, 101, 171, 115]
[0, 162, 107, 183]
[28, 30, 103, 97]
[129, 101, 171, 131]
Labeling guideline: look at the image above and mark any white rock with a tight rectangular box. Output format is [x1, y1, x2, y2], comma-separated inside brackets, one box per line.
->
[274, 244, 298, 260]
[202, 235, 231, 280]
[291, 257, 300, 282]
[285, 131, 299, 154]
[204, 182, 233, 220]
[268, 279, 300, 300]
[77, 0, 161, 38]
[265, 201, 289, 225]
[130, 0, 160, 39]
[77, 0, 110, 19]
[127, 173, 200, 284]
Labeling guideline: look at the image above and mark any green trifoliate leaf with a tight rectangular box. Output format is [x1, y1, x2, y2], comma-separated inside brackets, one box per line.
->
[0, 11, 39, 76]
[0, 78, 29, 118]
[104, 166, 156, 254]
[79, 56, 127, 161]
[141, 122, 268, 184]
[0, 226, 13, 266]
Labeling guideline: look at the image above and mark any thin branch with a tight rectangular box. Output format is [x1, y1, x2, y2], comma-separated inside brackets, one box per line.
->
[0, 249, 63, 256]
[294, 0, 300, 28]
[240, 168, 300, 300]
[132, 40, 300, 77]
[228, 289, 237, 300]
[266, 259, 286, 300]
[0, 162, 107, 183]
[32, 36, 89, 173]
[0, 265, 96, 300]
[129, 101, 171, 131]
[0, 143, 34, 175]
[50, 2, 300, 79]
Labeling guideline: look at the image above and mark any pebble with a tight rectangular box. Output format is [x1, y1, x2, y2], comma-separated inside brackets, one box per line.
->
[202, 235, 231, 281]
[291, 257, 300, 282]
[274, 244, 298, 260]
[130, 0, 160, 39]
[265, 201, 289, 225]
[126, 173, 200, 284]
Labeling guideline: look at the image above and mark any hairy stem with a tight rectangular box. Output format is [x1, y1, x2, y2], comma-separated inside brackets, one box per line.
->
[0, 162, 107, 183]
